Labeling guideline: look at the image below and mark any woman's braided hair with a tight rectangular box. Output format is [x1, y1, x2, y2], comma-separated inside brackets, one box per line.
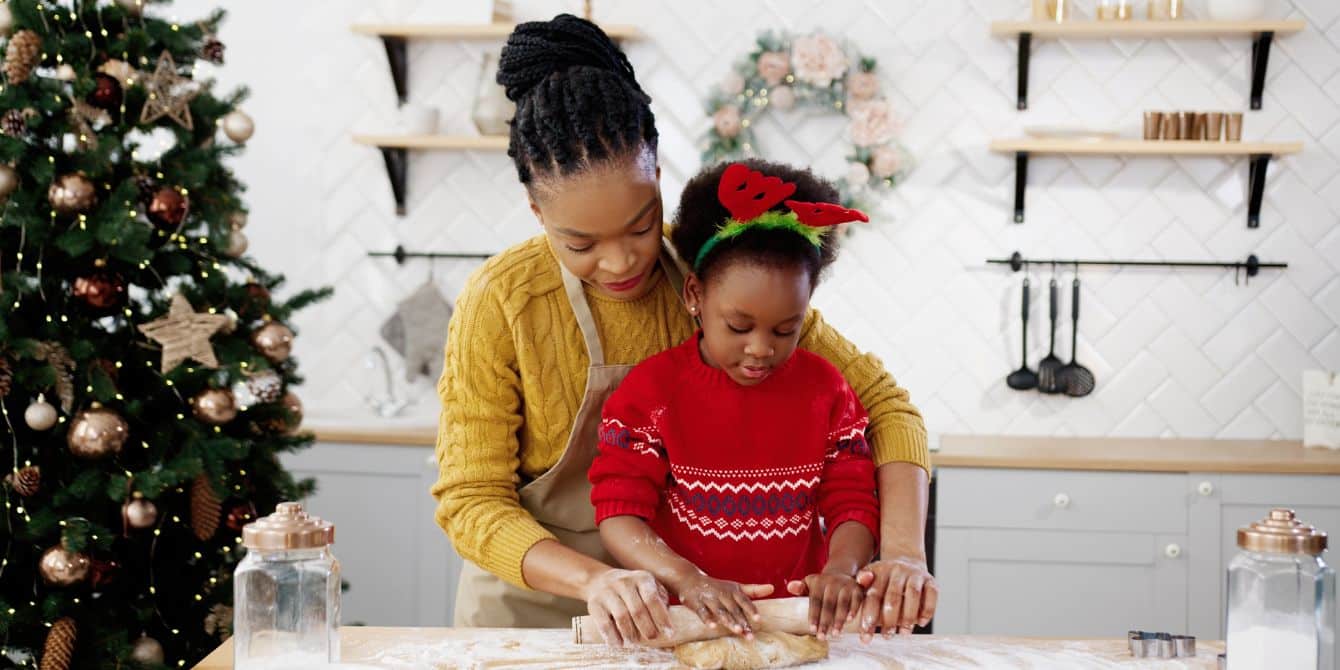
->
[497, 14, 659, 189]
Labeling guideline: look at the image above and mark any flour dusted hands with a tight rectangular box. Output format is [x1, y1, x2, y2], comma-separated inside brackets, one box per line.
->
[582, 568, 675, 648]
[787, 570, 864, 640]
[677, 574, 775, 639]
[856, 555, 938, 641]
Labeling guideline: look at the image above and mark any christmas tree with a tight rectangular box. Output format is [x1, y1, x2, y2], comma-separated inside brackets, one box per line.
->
[0, 1, 329, 667]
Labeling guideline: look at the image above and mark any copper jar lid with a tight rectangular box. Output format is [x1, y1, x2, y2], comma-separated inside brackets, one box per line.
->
[241, 502, 334, 551]
[1237, 508, 1327, 556]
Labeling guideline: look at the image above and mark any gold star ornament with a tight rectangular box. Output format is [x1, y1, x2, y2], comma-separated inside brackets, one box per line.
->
[139, 51, 201, 130]
[138, 294, 230, 373]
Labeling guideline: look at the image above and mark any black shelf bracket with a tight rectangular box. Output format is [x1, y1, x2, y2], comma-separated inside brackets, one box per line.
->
[381, 36, 410, 105]
[368, 245, 495, 265]
[1246, 153, 1271, 229]
[1017, 32, 1032, 110]
[1013, 152, 1029, 223]
[378, 147, 409, 217]
[1249, 31, 1273, 110]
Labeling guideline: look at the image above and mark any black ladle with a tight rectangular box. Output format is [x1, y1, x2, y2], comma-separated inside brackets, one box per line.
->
[1006, 277, 1038, 390]
[1061, 277, 1095, 397]
[1037, 277, 1065, 394]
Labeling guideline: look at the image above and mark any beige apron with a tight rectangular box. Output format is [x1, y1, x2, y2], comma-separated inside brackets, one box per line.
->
[453, 244, 686, 628]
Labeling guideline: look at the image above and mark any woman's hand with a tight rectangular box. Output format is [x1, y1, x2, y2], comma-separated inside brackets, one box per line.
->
[677, 574, 774, 639]
[856, 555, 938, 641]
[787, 570, 864, 641]
[581, 568, 675, 648]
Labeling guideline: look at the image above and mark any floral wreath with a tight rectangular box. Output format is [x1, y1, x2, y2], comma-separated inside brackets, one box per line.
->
[701, 31, 911, 212]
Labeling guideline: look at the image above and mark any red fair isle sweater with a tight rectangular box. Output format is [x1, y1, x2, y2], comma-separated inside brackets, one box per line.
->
[589, 334, 879, 599]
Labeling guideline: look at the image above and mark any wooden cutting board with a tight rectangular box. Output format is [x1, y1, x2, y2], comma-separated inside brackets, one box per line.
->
[194, 627, 1224, 668]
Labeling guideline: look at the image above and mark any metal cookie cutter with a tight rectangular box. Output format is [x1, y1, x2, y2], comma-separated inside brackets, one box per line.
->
[1128, 631, 1196, 658]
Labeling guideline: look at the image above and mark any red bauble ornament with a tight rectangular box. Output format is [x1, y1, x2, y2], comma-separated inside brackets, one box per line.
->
[72, 272, 127, 312]
[146, 186, 189, 230]
[239, 282, 271, 320]
[224, 500, 257, 532]
[88, 73, 123, 110]
[89, 557, 122, 589]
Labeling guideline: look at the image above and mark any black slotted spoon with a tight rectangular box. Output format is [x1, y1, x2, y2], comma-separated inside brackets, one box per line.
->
[1036, 277, 1065, 394]
[1061, 276, 1095, 397]
[1006, 277, 1038, 390]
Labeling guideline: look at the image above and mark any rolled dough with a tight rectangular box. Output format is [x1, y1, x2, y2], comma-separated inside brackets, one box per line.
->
[672, 631, 828, 669]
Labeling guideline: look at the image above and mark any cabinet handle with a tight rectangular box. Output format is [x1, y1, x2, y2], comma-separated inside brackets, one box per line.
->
[1164, 543, 1182, 559]
[1197, 481, 1214, 496]
[1053, 493, 1071, 509]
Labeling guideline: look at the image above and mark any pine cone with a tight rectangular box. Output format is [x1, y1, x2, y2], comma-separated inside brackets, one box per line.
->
[201, 37, 225, 64]
[5, 466, 40, 497]
[5, 30, 42, 85]
[40, 617, 76, 670]
[1, 108, 28, 137]
[0, 356, 11, 397]
[191, 475, 222, 541]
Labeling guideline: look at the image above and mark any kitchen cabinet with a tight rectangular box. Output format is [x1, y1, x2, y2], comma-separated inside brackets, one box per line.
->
[281, 439, 462, 627]
[933, 436, 1340, 641]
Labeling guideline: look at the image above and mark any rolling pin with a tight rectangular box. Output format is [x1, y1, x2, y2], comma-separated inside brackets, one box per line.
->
[572, 596, 861, 648]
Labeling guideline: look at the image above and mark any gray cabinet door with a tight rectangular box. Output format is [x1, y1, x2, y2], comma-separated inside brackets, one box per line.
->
[281, 442, 462, 626]
[936, 527, 1189, 637]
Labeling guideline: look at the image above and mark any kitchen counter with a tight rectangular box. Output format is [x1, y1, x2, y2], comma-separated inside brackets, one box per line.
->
[937, 435, 1340, 474]
[194, 627, 1224, 668]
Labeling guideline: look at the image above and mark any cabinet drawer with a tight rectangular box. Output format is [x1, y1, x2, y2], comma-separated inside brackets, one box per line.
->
[937, 468, 1187, 534]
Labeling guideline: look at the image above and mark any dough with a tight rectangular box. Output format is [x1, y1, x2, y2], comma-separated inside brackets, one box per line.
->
[673, 631, 828, 669]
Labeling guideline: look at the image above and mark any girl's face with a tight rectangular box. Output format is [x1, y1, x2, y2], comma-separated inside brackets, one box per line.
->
[529, 148, 664, 301]
[684, 262, 812, 387]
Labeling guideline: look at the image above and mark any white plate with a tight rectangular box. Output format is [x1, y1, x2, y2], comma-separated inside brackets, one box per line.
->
[1024, 125, 1120, 141]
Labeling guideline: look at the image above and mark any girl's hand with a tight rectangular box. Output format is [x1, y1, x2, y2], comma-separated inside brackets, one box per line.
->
[677, 575, 774, 639]
[582, 568, 674, 648]
[787, 571, 863, 641]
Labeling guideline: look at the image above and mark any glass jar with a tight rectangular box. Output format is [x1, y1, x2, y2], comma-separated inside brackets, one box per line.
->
[233, 502, 340, 668]
[1225, 508, 1334, 670]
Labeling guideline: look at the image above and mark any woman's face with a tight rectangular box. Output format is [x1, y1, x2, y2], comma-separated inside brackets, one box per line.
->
[685, 261, 812, 387]
[530, 149, 664, 301]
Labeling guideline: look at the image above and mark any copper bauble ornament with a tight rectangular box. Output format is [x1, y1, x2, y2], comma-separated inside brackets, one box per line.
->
[67, 405, 129, 459]
[146, 186, 188, 230]
[129, 635, 164, 664]
[224, 500, 257, 532]
[39, 544, 90, 586]
[279, 391, 303, 434]
[0, 4, 13, 37]
[87, 73, 123, 110]
[25, 394, 58, 431]
[191, 388, 237, 425]
[114, 0, 142, 15]
[71, 271, 127, 312]
[228, 211, 248, 230]
[122, 497, 159, 530]
[0, 163, 17, 200]
[251, 322, 294, 363]
[221, 110, 254, 143]
[225, 229, 248, 257]
[48, 173, 96, 215]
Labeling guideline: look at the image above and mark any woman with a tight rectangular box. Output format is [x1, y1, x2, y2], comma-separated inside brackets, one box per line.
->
[431, 14, 936, 647]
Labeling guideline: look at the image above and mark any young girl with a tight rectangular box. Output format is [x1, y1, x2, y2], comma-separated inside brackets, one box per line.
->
[589, 160, 878, 643]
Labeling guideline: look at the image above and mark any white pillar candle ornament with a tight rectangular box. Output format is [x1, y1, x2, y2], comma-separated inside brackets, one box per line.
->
[25, 394, 58, 431]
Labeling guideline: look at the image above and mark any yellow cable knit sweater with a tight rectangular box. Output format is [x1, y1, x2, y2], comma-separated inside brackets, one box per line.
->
[432, 235, 929, 589]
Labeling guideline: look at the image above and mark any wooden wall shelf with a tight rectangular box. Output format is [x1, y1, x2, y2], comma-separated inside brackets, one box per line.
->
[352, 135, 510, 215]
[353, 22, 642, 106]
[989, 138, 1303, 227]
[991, 20, 1305, 110]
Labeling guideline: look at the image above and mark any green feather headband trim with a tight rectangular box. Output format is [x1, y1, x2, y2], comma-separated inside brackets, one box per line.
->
[693, 211, 825, 271]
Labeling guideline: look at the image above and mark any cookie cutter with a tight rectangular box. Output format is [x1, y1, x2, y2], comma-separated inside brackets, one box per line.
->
[1128, 630, 1195, 658]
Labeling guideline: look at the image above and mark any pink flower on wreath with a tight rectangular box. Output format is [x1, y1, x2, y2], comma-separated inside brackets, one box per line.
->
[791, 33, 848, 87]
[720, 71, 745, 96]
[846, 71, 879, 101]
[713, 105, 742, 139]
[768, 85, 796, 111]
[757, 51, 790, 87]
[848, 100, 898, 148]
[870, 146, 902, 178]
